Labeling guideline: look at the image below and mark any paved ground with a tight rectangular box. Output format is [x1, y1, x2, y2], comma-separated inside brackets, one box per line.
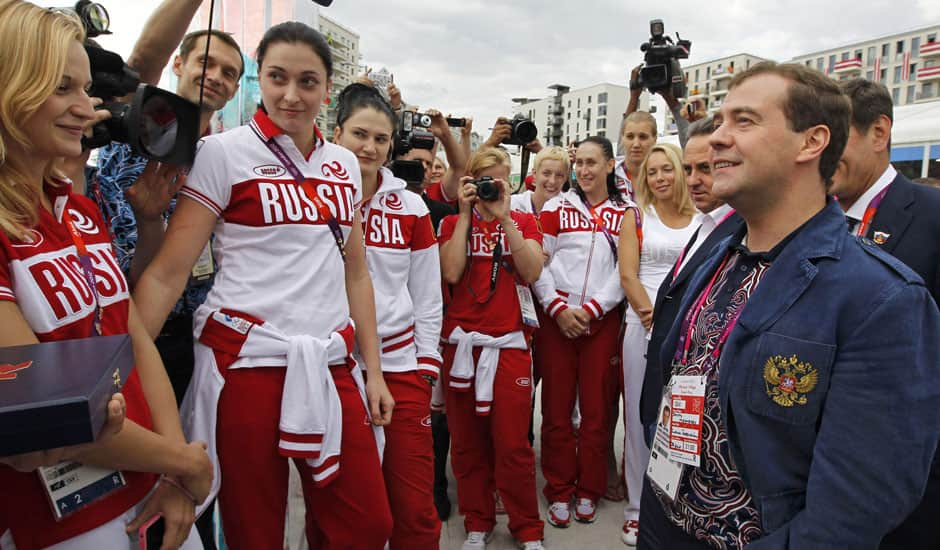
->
[287, 385, 631, 550]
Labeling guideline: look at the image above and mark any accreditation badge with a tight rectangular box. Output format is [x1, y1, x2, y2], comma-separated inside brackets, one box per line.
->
[39, 461, 126, 520]
[516, 285, 540, 328]
[667, 375, 706, 467]
[647, 381, 683, 500]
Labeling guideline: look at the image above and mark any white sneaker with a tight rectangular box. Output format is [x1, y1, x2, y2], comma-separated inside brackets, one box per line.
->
[462, 530, 493, 550]
[518, 541, 545, 550]
[574, 497, 597, 523]
[546, 501, 571, 528]
[621, 519, 639, 546]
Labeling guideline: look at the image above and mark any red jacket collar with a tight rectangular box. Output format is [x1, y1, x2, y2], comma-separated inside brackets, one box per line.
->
[251, 108, 324, 149]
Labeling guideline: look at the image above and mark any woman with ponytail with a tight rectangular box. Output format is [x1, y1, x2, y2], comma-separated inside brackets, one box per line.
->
[332, 82, 442, 549]
[532, 136, 636, 529]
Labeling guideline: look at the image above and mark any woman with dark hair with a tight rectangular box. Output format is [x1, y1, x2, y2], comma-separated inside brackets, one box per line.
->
[533, 135, 636, 529]
[134, 22, 394, 548]
[332, 82, 443, 549]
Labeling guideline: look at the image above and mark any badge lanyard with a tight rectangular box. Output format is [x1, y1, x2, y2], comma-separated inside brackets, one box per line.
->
[675, 252, 742, 371]
[262, 137, 347, 262]
[579, 196, 619, 259]
[855, 185, 891, 238]
[62, 210, 103, 337]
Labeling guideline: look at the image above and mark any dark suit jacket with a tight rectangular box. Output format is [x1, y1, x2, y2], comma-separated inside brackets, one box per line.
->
[638, 211, 744, 426]
[658, 199, 940, 547]
[865, 171, 940, 305]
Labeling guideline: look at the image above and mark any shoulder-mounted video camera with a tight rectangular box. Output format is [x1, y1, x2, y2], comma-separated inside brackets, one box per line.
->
[63, 1, 202, 166]
[638, 19, 691, 98]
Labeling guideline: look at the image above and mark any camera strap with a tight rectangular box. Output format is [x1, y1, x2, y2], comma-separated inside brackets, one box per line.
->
[62, 205, 103, 337]
[262, 137, 347, 262]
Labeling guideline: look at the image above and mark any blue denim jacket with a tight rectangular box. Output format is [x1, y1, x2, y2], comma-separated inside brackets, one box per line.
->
[660, 198, 940, 548]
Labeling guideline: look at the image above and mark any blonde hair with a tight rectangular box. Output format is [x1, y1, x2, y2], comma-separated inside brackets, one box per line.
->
[623, 111, 657, 137]
[533, 146, 570, 175]
[467, 147, 511, 178]
[0, 0, 84, 240]
[634, 143, 696, 216]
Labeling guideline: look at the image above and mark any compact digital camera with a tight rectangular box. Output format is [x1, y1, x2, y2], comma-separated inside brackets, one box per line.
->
[471, 176, 500, 202]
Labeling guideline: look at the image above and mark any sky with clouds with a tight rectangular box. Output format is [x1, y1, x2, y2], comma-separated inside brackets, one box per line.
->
[44, 0, 940, 133]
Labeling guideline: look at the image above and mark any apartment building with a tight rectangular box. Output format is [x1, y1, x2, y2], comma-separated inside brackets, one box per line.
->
[513, 83, 649, 149]
[317, 15, 361, 135]
[790, 24, 940, 106]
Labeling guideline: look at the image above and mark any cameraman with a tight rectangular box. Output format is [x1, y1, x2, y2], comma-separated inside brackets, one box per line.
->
[92, 0, 243, 399]
[90, 2, 243, 548]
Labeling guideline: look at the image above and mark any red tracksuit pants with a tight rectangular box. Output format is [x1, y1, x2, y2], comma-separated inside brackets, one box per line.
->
[215, 362, 392, 550]
[382, 371, 441, 550]
[536, 312, 621, 503]
[442, 344, 544, 543]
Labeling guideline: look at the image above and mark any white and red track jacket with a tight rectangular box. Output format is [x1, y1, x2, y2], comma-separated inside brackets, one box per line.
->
[614, 157, 635, 202]
[360, 167, 443, 379]
[534, 190, 633, 321]
[0, 180, 156, 548]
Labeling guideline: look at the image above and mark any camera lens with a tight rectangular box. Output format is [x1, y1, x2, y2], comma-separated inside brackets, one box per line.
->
[513, 120, 538, 144]
[139, 95, 179, 157]
[418, 114, 432, 128]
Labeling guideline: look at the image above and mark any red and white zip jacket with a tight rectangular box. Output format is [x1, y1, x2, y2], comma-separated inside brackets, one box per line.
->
[534, 190, 633, 321]
[361, 167, 443, 379]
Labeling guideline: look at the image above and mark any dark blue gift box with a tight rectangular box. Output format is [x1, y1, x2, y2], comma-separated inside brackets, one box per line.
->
[0, 335, 134, 457]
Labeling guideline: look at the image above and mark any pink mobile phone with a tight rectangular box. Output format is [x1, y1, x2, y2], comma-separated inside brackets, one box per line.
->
[138, 515, 165, 550]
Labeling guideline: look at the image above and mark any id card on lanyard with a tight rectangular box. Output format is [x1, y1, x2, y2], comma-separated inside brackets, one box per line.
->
[469, 211, 539, 327]
[44, 202, 127, 520]
[855, 185, 891, 238]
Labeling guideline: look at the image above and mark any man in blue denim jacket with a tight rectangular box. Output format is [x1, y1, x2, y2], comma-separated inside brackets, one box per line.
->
[636, 61, 940, 549]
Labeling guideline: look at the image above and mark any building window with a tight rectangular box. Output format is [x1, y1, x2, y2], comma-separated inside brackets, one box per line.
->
[746, 59, 751, 69]
[598, 119, 606, 129]
[841, 52, 850, 61]
[598, 131, 606, 138]
[897, 40, 904, 55]
[706, 66, 711, 78]
[567, 112, 571, 120]
[587, 96, 592, 104]
[577, 98, 581, 108]
[892, 87, 901, 104]
[867, 46, 876, 66]
[577, 110, 581, 118]
[598, 92, 607, 104]
[806, 60, 812, 67]
[567, 100, 571, 107]
[910, 63, 917, 81]
[924, 82, 935, 98]
[576, 122, 579, 132]
[566, 125, 569, 135]
[598, 105, 607, 116]
[882, 43, 890, 57]
[586, 118, 591, 131]
[880, 68, 888, 82]
[817, 58, 824, 71]
[907, 85, 916, 103]
[866, 70, 874, 81]
[913, 37, 921, 58]
[894, 66, 903, 83]
[929, 33, 937, 43]
[828, 54, 836, 70]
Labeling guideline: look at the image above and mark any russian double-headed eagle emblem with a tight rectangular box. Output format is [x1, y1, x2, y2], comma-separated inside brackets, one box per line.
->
[763, 354, 818, 407]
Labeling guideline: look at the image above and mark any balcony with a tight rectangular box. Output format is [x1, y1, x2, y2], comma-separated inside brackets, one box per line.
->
[917, 65, 940, 81]
[711, 87, 729, 97]
[833, 58, 863, 73]
[921, 41, 940, 58]
[713, 66, 733, 81]
[688, 88, 706, 100]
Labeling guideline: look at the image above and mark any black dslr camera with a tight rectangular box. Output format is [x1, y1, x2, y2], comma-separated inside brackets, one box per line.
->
[638, 19, 692, 98]
[66, 1, 202, 166]
[471, 176, 500, 202]
[394, 111, 435, 155]
[501, 115, 538, 146]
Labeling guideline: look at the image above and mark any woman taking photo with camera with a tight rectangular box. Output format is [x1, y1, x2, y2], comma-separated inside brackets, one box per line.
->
[618, 142, 697, 546]
[331, 82, 443, 549]
[0, 2, 212, 548]
[533, 136, 634, 530]
[438, 147, 545, 550]
[133, 22, 394, 549]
